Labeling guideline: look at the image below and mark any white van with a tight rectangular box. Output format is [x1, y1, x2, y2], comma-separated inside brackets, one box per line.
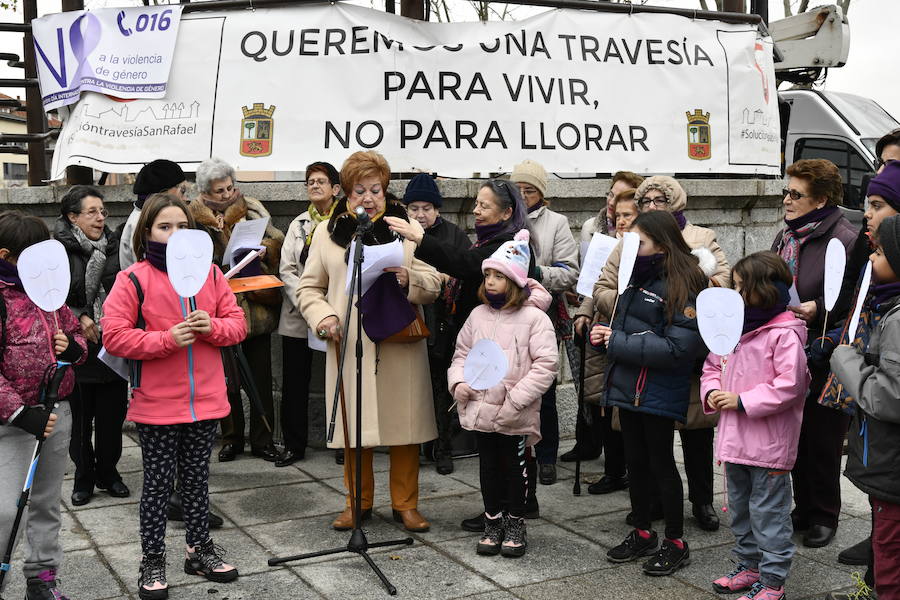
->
[781, 89, 899, 211]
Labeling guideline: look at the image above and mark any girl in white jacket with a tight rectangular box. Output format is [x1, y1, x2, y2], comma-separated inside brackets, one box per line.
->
[448, 230, 558, 558]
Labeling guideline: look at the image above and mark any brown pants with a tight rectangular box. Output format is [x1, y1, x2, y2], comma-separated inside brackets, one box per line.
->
[343, 444, 420, 511]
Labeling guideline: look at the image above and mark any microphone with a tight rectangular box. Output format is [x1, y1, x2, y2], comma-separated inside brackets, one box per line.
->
[354, 206, 373, 232]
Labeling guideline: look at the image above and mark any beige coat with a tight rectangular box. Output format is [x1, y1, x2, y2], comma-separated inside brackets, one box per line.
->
[278, 211, 314, 338]
[527, 205, 579, 294]
[298, 223, 441, 448]
[588, 221, 731, 428]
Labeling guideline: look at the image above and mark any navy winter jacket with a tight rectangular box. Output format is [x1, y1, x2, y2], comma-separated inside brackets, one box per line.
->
[602, 275, 704, 423]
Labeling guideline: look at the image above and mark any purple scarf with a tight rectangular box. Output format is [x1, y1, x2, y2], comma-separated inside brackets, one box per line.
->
[485, 291, 507, 309]
[870, 281, 900, 311]
[0, 257, 23, 291]
[671, 210, 688, 230]
[632, 253, 664, 283]
[146, 240, 168, 272]
[527, 201, 544, 214]
[742, 280, 790, 333]
[474, 221, 508, 245]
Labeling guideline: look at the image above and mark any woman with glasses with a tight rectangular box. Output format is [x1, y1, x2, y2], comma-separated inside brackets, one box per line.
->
[299, 151, 441, 533]
[55, 185, 129, 506]
[275, 161, 341, 467]
[590, 175, 729, 533]
[770, 159, 856, 549]
[189, 157, 285, 465]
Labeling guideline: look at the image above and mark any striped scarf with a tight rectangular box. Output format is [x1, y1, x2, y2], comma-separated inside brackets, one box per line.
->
[305, 201, 336, 246]
[777, 220, 821, 281]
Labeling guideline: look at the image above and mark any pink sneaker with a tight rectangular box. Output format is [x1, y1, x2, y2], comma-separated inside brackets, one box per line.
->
[713, 564, 760, 593]
[744, 582, 786, 600]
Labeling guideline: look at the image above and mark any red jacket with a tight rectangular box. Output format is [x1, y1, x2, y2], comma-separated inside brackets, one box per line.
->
[0, 283, 86, 422]
[101, 261, 246, 425]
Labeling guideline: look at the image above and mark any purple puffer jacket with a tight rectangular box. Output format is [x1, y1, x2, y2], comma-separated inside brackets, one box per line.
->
[0, 283, 87, 422]
[448, 279, 559, 445]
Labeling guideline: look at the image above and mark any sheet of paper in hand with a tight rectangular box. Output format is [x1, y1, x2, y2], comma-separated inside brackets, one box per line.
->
[823, 237, 847, 312]
[345, 239, 404, 296]
[464, 339, 508, 391]
[18, 239, 71, 312]
[166, 229, 213, 297]
[577, 233, 618, 297]
[697, 287, 744, 356]
[617, 231, 640, 295]
[222, 217, 269, 268]
[847, 261, 872, 343]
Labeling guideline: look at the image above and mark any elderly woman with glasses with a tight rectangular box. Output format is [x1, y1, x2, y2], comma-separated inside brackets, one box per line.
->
[770, 159, 856, 549]
[55, 185, 129, 506]
[589, 175, 729, 533]
[189, 157, 285, 464]
[298, 151, 442, 533]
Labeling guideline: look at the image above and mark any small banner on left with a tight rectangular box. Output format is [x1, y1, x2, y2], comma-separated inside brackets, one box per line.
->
[32, 5, 183, 110]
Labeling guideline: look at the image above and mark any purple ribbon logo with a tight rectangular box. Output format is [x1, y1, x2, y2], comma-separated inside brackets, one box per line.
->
[69, 12, 102, 85]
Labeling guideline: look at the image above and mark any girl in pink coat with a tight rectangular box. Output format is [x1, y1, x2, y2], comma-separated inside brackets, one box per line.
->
[101, 194, 247, 600]
[448, 230, 558, 558]
[701, 251, 810, 600]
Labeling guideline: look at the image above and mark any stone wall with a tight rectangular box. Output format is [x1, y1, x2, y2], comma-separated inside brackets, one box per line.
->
[0, 177, 786, 447]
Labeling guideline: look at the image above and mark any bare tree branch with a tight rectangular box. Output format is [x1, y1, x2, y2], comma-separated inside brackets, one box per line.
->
[782, 0, 793, 17]
[699, 0, 710, 10]
[798, 0, 809, 12]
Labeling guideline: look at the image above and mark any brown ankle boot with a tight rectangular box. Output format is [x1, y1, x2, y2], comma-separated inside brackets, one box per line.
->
[331, 507, 371, 531]
[392, 508, 430, 532]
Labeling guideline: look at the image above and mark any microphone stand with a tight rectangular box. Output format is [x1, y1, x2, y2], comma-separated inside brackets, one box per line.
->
[268, 209, 413, 596]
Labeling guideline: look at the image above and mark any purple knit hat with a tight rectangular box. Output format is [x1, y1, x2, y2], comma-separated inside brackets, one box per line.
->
[481, 229, 531, 288]
[868, 160, 900, 212]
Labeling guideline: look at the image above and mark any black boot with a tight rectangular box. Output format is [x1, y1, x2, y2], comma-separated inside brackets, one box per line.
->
[838, 536, 871, 566]
[168, 491, 224, 529]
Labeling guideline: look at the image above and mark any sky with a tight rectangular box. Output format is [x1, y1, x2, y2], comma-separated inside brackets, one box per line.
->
[2, 0, 896, 119]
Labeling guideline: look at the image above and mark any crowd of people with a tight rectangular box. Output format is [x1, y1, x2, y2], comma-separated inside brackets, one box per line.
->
[1, 129, 900, 600]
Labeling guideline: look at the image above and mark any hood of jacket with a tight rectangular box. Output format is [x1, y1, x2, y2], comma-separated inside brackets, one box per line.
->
[522, 278, 552, 312]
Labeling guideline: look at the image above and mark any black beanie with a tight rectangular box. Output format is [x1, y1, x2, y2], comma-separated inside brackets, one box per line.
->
[306, 161, 340, 186]
[402, 173, 442, 208]
[133, 159, 186, 196]
[879, 215, 900, 278]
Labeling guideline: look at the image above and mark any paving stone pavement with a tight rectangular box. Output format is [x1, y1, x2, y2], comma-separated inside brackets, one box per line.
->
[1, 435, 870, 600]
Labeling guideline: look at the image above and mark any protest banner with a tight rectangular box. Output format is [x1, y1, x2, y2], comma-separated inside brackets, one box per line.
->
[33, 5, 182, 110]
[51, 3, 779, 178]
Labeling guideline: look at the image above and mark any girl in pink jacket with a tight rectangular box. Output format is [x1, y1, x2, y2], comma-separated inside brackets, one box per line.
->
[701, 251, 810, 600]
[448, 230, 558, 558]
[101, 194, 247, 600]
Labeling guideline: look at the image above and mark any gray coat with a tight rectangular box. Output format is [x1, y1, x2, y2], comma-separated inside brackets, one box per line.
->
[831, 301, 900, 504]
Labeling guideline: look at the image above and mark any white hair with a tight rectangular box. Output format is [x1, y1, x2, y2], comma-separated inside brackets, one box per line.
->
[196, 157, 235, 193]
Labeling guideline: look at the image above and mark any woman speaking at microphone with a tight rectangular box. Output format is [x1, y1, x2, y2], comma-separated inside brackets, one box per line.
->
[297, 151, 441, 532]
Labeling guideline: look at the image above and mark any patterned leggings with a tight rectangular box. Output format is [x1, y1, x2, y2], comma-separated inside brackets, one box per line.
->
[136, 420, 218, 555]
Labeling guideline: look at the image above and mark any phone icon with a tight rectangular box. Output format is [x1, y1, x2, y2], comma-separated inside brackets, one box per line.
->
[117, 11, 132, 36]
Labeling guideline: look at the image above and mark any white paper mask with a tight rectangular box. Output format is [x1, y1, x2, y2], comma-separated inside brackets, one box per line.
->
[697, 288, 745, 356]
[166, 230, 213, 298]
[464, 339, 509, 391]
[618, 231, 640, 295]
[18, 239, 71, 312]
[823, 237, 846, 313]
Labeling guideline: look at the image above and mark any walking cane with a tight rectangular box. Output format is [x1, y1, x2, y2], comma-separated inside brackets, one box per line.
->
[573, 332, 588, 496]
[0, 362, 69, 595]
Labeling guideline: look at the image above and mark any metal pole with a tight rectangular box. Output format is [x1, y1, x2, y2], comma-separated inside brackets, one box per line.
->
[61, 0, 93, 185]
[750, 0, 768, 25]
[722, 0, 745, 13]
[22, 0, 48, 185]
[400, 0, 425, 20]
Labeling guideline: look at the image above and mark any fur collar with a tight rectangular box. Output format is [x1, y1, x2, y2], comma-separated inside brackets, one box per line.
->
[327, 197, 408, 249]
[189, 195, 250, 232]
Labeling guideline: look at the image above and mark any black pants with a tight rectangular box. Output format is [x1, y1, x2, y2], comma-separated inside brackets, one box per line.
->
[280, 335, 314, 454]
[571, 403, 602, 457]
[792, 393, 851, 529]
[477, 432, 528, 517]
[535, 381, 559, 464]
[68, 379, 128, 493]
[221, 335, 275, 450]
[427, 350, 455, 457]
[679, 427, 715, 505]
[137, 420, 218, 555]
[619, 408, 684, 540]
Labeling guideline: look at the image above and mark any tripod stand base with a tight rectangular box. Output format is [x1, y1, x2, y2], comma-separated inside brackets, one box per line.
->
[268, 528, 413, 595]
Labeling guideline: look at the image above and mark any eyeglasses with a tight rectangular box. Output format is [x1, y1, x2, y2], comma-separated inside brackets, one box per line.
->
[306, 178, 330, 188]
[80, 208, 109, 218]
[516, 185, 540, 196]
[782, 188, 812, 201]
[638, 196, 669, 207]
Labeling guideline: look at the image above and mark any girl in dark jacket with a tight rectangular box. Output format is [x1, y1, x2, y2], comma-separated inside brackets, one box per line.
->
[590, 210, 707, 577]
[55, 185, 129, 506]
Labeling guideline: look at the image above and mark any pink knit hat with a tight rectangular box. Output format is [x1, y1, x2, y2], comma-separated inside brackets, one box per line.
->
[482, 230, 531, 288]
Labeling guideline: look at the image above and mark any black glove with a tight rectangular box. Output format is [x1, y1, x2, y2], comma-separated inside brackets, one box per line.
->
[10, 405, 51, 439]
[806, 336, 837, 371]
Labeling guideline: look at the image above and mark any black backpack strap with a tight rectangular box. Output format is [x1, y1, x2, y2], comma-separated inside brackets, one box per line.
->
[126, 272, 145, 388]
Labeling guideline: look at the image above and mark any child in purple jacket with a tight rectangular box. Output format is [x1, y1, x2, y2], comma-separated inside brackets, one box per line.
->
[0, 210, 86, 600]
[701, 251, 810, 600]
